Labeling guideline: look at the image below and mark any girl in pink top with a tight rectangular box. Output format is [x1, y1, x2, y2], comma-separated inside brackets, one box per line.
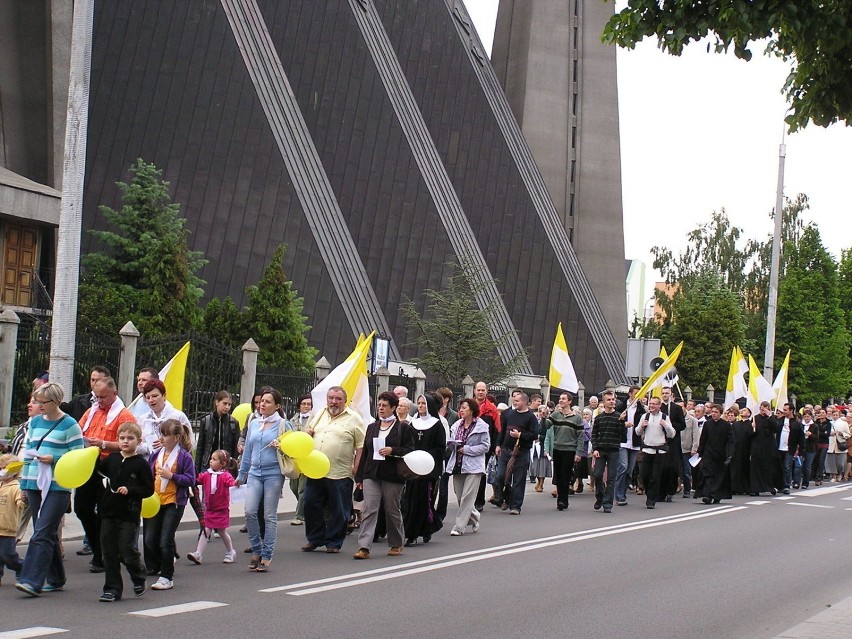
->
[187, 450, 236, 564]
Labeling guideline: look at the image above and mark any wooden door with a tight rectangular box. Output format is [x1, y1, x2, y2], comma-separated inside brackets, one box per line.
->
[2, 222, 39, 307]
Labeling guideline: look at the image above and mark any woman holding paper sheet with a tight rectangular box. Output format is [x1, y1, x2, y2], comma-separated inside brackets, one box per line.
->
[16, 382, 84, 596]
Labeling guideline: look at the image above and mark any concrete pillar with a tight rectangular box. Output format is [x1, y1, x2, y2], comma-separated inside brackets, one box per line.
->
[539, 377, 550, 403]
[462, 375, 474, 400]
[240, 339, 260, 404]
[315, 356, 331, 382]
[706, 384, 715, 405]
[375, 367, 390, 395]
[0, 310, 21, 428]
[577, 381, 585, 409]
[414, 368, 426, 400]
[684, 386, 692, 402]
[118, 321, 140, 403]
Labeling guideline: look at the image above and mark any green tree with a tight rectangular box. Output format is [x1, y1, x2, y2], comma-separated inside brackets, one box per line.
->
[838, 249, 852, 350]
[602, 1, 852, 130]
[776, 225, 851, 403]
[400, 261, 528, 384]
[240, 244, 316, 371]
[201, 296, 243, 346]
[662, 274, 746, 393]
[79, 159, 206, 335]
[650, 196, 807, 357]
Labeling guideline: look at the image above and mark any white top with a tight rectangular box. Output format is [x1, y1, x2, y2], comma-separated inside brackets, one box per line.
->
[137, 400, 193, 456]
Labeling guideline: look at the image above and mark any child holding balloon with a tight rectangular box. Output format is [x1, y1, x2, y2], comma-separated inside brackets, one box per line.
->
[187, 450, 237, 565]
[96, 422, 154, 602]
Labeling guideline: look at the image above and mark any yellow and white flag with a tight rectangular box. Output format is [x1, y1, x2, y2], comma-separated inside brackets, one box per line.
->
[772, 350, 791, 408]
[746, 354, 775, 415]
[311, 332, 375, 425]
[724, 346, 748, 408]
[549, 322, 579, 392]
[128, 341, 191, 416]
[636, 342, 683, 399]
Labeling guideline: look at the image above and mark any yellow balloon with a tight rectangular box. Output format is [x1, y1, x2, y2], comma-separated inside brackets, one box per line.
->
[54, 446, 99, 489]
[141, 494, 161, 518]
[232, 403, 253, 429]
[299, 450, 330, 479]
[280, 431, 314, 459]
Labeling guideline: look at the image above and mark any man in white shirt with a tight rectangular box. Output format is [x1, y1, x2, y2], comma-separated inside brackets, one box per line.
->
[635, 397, 675, 509]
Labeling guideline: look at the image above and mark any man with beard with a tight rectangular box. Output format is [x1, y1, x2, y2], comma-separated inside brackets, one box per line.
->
[301, 387, 365, 553]
[659, 387, 686, 501]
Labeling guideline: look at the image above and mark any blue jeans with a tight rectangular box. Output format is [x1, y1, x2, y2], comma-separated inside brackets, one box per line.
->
[615, 448, 639, 502]
[681, 452, 693, 495]
[0, 535, 23, 581]
[245, 473, 284, 560]
[304, 477, 353, 550]
[143, 503, 185, 579]
[494, 448, 531, 511]
[803, 451, 817, 486]
[19, 489, 70, 591]
[777, 452, 794, 490]
[594, 450, 619, 509]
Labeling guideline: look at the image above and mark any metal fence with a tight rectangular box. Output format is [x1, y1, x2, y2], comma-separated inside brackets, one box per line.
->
[255, 368, 317, 418]
[136, 333, 243, 423]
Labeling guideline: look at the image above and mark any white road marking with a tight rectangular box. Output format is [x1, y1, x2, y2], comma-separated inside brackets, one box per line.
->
[799, 484, 852, 497]
[0, 629, 68, 639]
[128, 601, 228, 617]
[277, 506, 747, 596]
[262, 508, 742, 594]
[745, 500, 771, 505]
[787, 502, 833, 509]
[775, 496, 796, 500]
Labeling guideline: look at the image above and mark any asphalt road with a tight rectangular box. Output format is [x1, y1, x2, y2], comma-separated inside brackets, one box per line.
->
[4, 482, 852, 639]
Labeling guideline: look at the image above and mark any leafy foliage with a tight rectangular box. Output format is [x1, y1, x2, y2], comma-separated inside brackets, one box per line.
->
[602, 1, 852, 130]
[650, 196, 807, 356]
[662, 274, 746, 394]
[201, 245, 317, 372]
[79, 159, 206, 335]
[400, 261, 528, 384]
[776, 225, 851, 403]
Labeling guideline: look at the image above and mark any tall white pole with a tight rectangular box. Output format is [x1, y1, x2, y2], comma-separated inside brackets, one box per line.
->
[49, 0, 94, 399]
[763, 128, 786, 379]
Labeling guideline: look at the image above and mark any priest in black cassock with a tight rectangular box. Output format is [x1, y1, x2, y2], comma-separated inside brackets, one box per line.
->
[698, 404, 736, 503]
[660, 387, 687, 501]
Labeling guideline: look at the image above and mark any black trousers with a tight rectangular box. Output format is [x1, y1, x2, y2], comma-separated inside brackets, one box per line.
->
[75, 471, 104, 566]
[640, 452, 666, 506]
[101, 517, 146, 597]
[552, 449, 576, 505]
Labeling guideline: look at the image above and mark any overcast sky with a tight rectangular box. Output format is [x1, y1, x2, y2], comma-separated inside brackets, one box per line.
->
[464, 1, 851, 276]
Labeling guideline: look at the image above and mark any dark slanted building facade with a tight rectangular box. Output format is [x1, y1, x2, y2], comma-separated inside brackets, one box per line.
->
[82, 0, 627, 390]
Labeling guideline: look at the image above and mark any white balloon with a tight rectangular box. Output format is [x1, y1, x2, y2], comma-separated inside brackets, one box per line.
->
[403, 450, 435, 476]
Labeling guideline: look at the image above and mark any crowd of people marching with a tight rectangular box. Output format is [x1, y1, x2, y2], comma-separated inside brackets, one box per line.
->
[1, 368, 848, 602]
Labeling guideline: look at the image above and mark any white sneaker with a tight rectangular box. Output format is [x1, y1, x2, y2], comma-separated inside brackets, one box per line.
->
[450, 529, 463, 536]
[223, 550, 237, 564]
[151, 577, 173, 590]
[187, 552, 202, 565]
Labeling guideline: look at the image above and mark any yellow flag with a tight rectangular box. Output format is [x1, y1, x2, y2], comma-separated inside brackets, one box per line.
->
[651, 346, 669, 399]
[772, 350, 791, 408]
[549, 322, 579, 392]
[312, 332, 375, 424]
[160, 341, 191, 411]
[636, 342, 683, 399]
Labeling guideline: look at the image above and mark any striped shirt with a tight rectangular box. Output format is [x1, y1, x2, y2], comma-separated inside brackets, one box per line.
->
[20, 414, 84, 493]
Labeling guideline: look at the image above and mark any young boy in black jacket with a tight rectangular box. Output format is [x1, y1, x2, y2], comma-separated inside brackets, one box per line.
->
[97, 421, 154, 602]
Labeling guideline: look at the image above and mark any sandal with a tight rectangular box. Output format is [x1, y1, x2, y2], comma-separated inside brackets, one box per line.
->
[248, 555, 260, 571]
[256, 560, 270, 573]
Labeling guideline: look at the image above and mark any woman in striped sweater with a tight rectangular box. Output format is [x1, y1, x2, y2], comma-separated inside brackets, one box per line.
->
[16, 382, 84, 597]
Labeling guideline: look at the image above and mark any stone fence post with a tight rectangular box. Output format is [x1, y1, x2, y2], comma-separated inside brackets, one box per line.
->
[0, 310, 21, 428]
[577, 381, 585, 409]
[462, 375, 474, 400]
[240, 339, 259, 403]
[375, 367, 390, 395]
[118, 321, 140, 403]
[315, 357, 331, 383]
[414, 368, 426, 400]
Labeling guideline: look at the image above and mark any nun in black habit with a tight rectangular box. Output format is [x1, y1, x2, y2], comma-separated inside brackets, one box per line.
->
[749, 402, 778, 496]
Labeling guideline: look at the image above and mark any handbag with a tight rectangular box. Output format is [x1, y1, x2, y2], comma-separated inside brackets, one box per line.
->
[395, 458, 419, 481]
[277, 450, 301, 479]
[837, 434, 849, 452]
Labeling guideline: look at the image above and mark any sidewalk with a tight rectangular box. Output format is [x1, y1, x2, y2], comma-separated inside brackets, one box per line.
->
[59, 484, 301, 542]
[772, 594, 852, 638]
